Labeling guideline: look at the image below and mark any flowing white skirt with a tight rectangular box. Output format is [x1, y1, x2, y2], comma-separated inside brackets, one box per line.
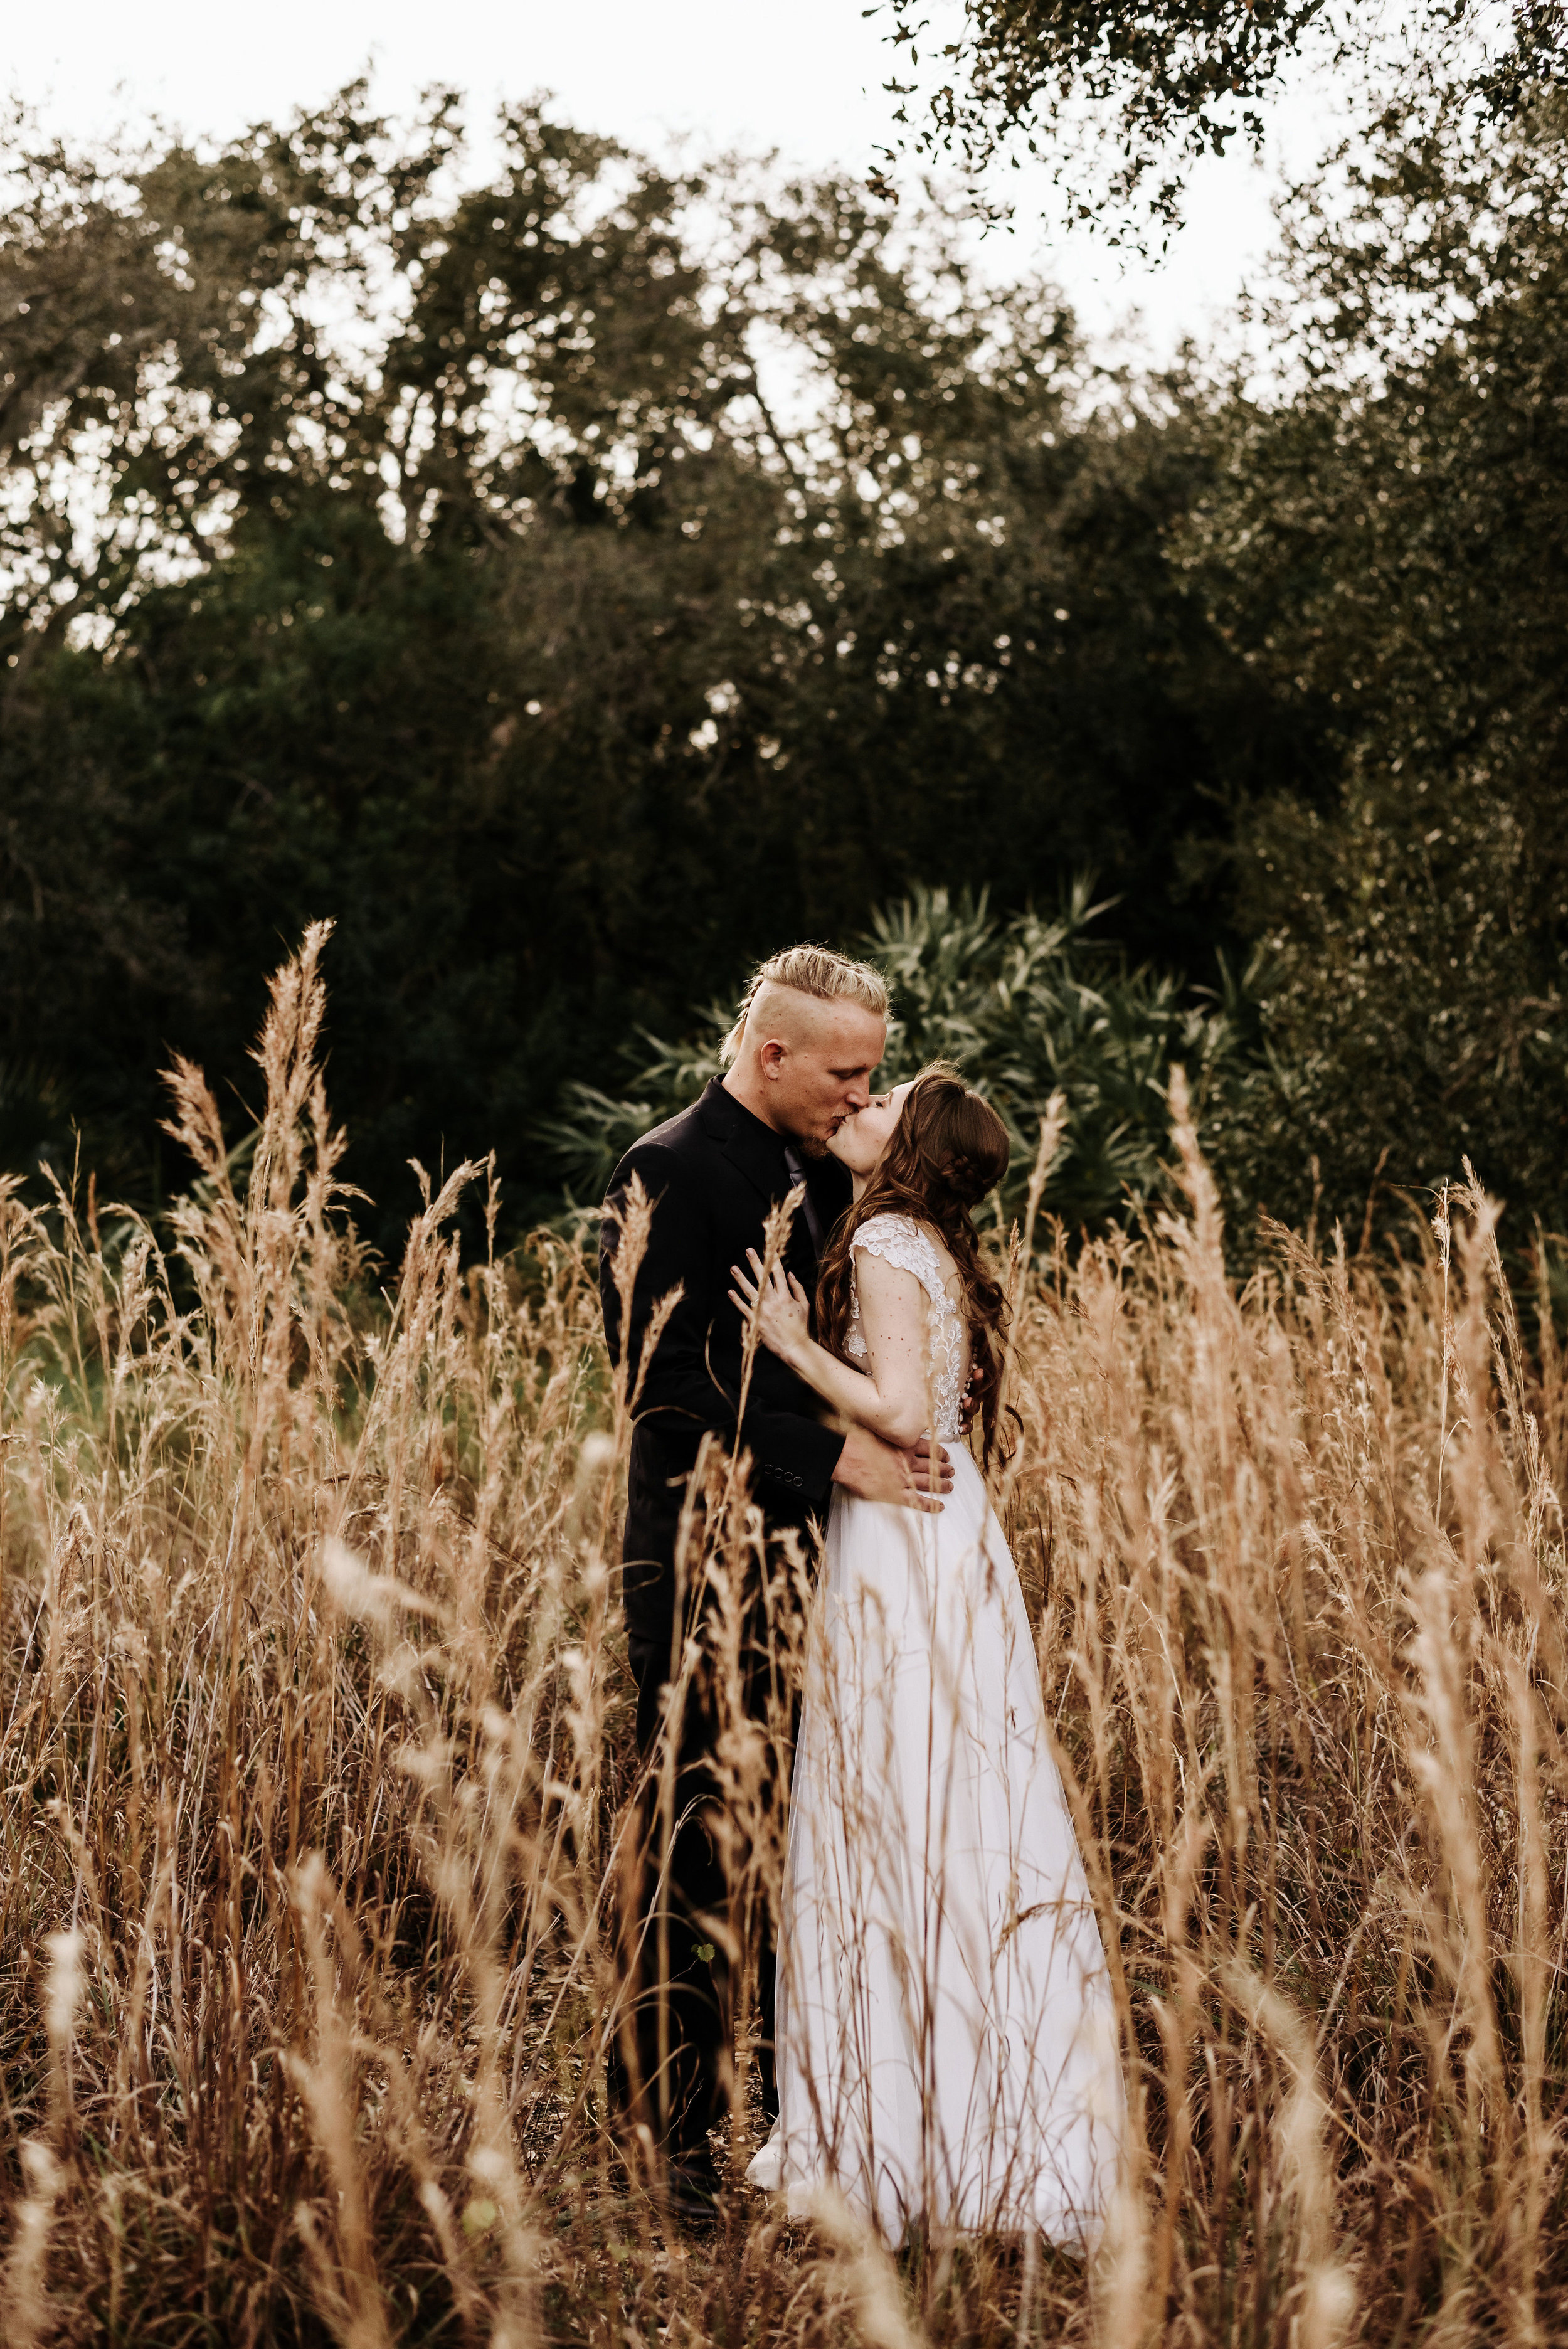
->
[749, 1450, 1124, 2246]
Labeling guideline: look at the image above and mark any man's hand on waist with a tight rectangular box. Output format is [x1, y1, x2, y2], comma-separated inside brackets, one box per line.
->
[831, 1424, 953, 1512]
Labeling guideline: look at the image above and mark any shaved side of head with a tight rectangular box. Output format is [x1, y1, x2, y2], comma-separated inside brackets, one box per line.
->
[744, 980, 854, 1054]
[721, 963, 889, 1148]
[721, 944, 889, 1065]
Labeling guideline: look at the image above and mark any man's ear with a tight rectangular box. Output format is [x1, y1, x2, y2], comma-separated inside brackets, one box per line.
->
[758, 1039, 787, 1081]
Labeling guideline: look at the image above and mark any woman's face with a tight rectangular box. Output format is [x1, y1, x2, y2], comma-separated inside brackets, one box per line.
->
[827, 1079, 914, 1178]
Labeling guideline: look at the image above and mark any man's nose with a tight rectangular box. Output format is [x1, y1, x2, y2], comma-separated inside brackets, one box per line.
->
[844, 1081, 871, 1111]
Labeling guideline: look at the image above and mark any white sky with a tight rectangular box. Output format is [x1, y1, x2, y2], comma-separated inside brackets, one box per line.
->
[4, 0, 1357, 363]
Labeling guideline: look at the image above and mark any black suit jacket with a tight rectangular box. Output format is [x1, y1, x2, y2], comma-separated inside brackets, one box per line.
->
[600, 1079, 852, 1647]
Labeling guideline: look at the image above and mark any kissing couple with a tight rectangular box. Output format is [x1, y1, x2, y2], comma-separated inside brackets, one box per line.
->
[600, 944, 1123, 2241]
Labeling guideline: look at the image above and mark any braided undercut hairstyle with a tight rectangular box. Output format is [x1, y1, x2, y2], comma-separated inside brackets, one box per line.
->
[720, 945, 889, 1064]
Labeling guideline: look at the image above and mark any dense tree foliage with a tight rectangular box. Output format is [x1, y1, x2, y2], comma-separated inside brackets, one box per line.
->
[0, 89, 1264, 1237]
[873, 0, 1568, 228]
[542, 880, 1258, 1229]
[3, 78, 1566, 1259]
[541, 83, 1568, 1254]
[1187, 90, 1568, 1238]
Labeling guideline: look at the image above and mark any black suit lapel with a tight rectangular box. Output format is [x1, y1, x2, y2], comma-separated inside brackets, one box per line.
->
[805, 1157, 851, 1261]
[699, 1079, 790, 1206]
[699, 1079, 827, 1280]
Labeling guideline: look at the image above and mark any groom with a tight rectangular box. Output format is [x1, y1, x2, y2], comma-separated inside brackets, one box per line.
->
[599, 943, 953, 2219]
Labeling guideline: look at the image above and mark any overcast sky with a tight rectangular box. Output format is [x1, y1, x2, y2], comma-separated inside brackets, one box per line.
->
[4, 0, 1352, 361]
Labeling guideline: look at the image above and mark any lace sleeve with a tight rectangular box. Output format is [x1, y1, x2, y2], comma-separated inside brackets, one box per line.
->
[849, 1213, 968, 1438]
[850, 1213, 948, 1310]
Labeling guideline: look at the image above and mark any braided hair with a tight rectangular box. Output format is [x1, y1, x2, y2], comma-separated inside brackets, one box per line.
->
[719, 944, 889, 1065]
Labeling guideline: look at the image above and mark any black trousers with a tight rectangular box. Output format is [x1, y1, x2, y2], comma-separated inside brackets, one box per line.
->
[617, 1584, 798, 2160]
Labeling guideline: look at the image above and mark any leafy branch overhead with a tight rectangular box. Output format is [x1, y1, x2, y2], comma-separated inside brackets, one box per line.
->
[2, 78, 1567, 1261]
[0, 88, 1244, 1236]
[871, 0, 1568, 225]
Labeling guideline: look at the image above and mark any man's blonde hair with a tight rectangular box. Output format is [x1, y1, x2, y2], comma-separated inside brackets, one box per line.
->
[720, 945, 890, 1066]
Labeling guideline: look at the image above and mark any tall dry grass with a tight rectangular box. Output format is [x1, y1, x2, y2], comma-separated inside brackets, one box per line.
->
[3, 932, 1567, 2346]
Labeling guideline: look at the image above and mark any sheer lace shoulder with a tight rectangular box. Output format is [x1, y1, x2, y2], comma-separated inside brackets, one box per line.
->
[850, 1213, 950, 1310]
[845, 1214, 968, 1438]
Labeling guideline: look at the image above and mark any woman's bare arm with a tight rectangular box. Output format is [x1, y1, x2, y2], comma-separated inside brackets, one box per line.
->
[728, 1246, 934, 1446]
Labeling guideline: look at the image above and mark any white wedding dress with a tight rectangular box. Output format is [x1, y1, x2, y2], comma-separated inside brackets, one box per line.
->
[746, 1214, 1124, 2246]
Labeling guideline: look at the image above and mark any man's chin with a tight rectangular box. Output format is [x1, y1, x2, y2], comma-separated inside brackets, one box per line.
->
[793, 1133, 830, 1161]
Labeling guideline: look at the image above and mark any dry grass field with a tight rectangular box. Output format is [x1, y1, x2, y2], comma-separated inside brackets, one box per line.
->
[3, 927, 1567, 2348]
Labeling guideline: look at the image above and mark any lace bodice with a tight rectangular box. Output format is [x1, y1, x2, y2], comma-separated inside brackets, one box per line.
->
[843, 1212, 970, 1440]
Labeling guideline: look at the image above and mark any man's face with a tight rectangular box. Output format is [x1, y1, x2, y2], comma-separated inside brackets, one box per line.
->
[762, 1002, 887, 1150]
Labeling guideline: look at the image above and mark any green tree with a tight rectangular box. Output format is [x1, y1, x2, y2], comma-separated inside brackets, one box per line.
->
[0, 91, 1254, 1234]
[874, 0, 1568, 230]
[1183, 90, 1568, 1240]
[541, 880, 1259, 1233]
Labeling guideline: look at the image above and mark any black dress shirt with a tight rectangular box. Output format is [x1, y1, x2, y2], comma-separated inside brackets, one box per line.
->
[600, 1079, 852, 1646]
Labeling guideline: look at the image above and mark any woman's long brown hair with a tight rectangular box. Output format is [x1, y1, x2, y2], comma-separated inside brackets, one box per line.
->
[817, 1064, 1014, 1467]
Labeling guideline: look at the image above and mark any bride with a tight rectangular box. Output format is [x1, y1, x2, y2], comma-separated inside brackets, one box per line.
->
[729, 1066, 1124, 2247]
